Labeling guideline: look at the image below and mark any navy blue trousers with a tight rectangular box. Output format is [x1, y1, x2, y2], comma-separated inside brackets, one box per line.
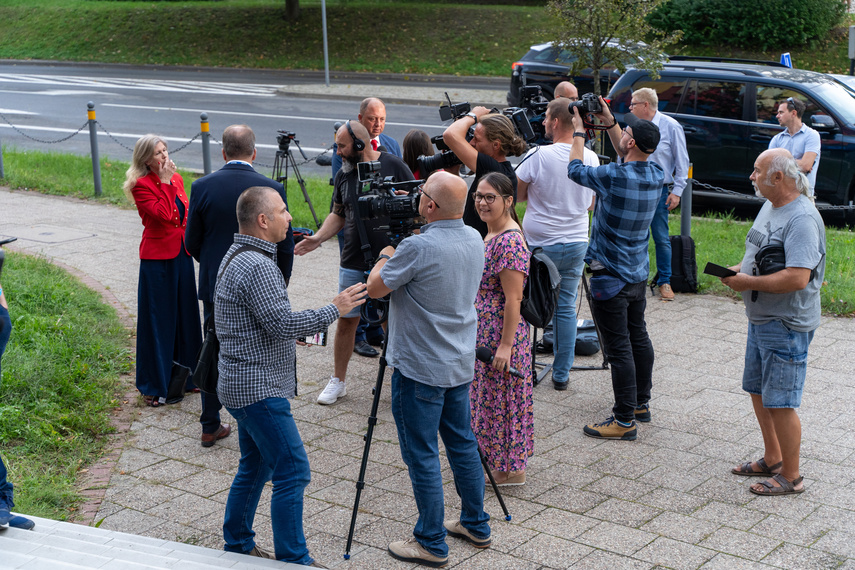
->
[135, 250, 201, 399]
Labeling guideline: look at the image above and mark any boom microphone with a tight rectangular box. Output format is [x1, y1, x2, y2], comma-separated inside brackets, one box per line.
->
[475, 346, 525, 379]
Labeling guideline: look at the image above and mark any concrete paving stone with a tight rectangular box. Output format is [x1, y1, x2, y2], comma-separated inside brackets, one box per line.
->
[146, 493, 222, 526]
[813, 529, 855, 559]
[689, 474, 757, 506]
[583, 498, 662, 528]
[168, 469, 236, 499]
[100, 508, 165, 534]
[110, 480, 185, 512]
[94, 500, 129, 521]
[575, 520, 658, 556]
[534, 462, 602, 489]
[115, 448, 164, 473]
[309, 479, 355, 506]
[590, 455, 658, 480]
[155, 434, 213, 462]
[748, 512, 829, 547]
[583, 475, 657, 501]
[761, 542, 846, 570]
[22, 543, 113, 567]
[184, 444, 241, 472]
[137, 408, 199, 431]
[369, 466, 413, 495]
[636, 487, 710, 516]
[306, 448, 360, 476]
[641, 512, 720, 544]
[0, 551, 37, 568]
[694, 500, 768, 531]
[293, 419, 330, 443]
[745, 495, 820, 522]
[698, 552, 778, 569]
[359, 490, 418, 522]
[28, 532, 114, 556]
[509, 532, 593, 568]
[133, 459, 203, 485]
[330, 459, 401, 487]
[572, 548, 656, 570]
[305, 471, 341, 497]
[320, 412, 378, 435]
[0, 534, 41, 555]
[486, 472, 559, 501]
[333, 544, 418, 569]
[800, 480, 855, 511]
[520, 507, 599, 539]
[838, 559, 855, 570]
[801, 439, 855, 465]
[350, 517, 415, 551]
[304, 529, 372, 569]
[634, 536, 717, 569]
[311, 430, 368, 456]
[479, 517, 538, 554]
[304, 503, 379, 538]
[533, 487, 608, 515]
[699, 526, 781, 561]
[481, 492, 546, 526]
[641, 429, 707, 453]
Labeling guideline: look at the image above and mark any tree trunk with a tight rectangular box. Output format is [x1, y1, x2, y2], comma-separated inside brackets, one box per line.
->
[286, 0, 300, 20]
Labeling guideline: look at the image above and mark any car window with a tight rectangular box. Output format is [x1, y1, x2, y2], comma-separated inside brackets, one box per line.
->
[680, 80, 745, 119]
[630, 79, 686, 113]
[755, 85, 830, 126]
[810, 82, 855, 125]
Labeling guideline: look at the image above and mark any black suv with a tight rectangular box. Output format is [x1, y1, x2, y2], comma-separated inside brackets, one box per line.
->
[606, 61, 855, 211]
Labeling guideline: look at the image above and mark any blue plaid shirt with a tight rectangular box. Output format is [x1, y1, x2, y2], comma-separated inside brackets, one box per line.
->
[215, 234, 339, 408]
[568, 159, 664, 284]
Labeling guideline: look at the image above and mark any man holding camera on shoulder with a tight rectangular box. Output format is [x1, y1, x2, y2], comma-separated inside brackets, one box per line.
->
[566, 100, 663, 441]
[367, 171, 491, 567]
[295, 120, 413, 406]
[443, 106, 527, 237]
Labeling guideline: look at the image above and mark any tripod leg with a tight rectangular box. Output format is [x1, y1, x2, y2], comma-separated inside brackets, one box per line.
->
[344, 348, 388, 559]
[479, 445, 512, 521]
[288, 151, 321, 229]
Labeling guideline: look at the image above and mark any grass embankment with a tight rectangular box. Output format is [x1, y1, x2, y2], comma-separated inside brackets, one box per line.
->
[3, 147, 853, 315]
[0, 252, 132, 520]
[0, 0, 853, 75]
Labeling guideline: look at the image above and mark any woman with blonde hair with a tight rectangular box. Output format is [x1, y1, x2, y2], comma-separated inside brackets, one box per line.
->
[124, 135, 200, 407]
[471, 171, 533, 487]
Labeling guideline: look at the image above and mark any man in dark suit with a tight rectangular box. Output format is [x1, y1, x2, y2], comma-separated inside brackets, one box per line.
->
[186, 124, 295, 447]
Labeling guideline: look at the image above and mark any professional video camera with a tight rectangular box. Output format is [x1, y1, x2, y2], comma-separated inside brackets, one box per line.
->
[417, 135, 463, 175]
[569, 92, 603, 114]
[276, 130, 297, 152]
[355, 161, 424, 246]
[513, 85, 549, 143]
[499, 106, 537, 143]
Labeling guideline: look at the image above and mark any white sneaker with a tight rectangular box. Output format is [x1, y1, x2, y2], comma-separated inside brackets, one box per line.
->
[317, 376, 346, 405]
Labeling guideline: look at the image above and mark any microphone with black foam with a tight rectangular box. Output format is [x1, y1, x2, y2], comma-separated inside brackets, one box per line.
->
[475, 346, 525, 379]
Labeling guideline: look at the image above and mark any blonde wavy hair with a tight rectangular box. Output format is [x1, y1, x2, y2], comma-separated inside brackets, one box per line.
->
[123, 134, 167, 202]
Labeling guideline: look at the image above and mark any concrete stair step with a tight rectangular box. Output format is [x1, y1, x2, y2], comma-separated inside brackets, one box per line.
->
[0, 515, 303, 569]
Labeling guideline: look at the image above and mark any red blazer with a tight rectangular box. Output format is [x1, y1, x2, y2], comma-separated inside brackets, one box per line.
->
[132, 171, 190, 260]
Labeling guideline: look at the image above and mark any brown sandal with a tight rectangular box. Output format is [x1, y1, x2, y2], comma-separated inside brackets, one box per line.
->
[750, 473, 804, 496]
[732, 457, 782, 477]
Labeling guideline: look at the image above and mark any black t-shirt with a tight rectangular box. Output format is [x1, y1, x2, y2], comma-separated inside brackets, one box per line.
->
[463, 153, 517, 238]
[333, 152, 414, 271]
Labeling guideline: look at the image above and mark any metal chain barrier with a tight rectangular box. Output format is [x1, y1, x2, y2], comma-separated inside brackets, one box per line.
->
[94, 120, 135, 153]
[692, 179, 855, 213]
[168, 132, 203, 155]
[0, 111, 88, 144]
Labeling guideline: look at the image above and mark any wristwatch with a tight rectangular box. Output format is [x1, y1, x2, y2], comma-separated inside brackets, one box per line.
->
[573, 132, 586, 138]
[465, 112, 478, 122]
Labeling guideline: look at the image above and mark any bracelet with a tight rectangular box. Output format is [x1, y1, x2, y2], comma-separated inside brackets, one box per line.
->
[377, 254, 391, 262]
[573, 132, 586, 138]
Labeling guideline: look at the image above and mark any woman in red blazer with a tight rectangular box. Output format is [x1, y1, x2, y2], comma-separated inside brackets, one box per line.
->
[123, 135, 201, 407]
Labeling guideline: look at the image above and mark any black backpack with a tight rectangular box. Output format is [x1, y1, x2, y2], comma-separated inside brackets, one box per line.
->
[654, 234, 698, 293]
[520, 246, 562, 329]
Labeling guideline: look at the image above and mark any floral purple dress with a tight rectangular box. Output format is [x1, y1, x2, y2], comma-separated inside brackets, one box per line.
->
[471, 230, 534, 472]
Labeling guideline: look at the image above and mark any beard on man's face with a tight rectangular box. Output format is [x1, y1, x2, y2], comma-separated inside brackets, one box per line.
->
[340, 149, 362, 173]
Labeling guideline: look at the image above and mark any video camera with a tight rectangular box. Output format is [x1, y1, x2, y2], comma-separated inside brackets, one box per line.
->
[276, 130, 297, 152]
[569, 92, 603, 114]
[512, 85, 549, 143]
[356, 161, 424, 246]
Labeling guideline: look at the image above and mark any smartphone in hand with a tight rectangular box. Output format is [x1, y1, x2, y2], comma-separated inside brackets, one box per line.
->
[703, 262, 737, 278]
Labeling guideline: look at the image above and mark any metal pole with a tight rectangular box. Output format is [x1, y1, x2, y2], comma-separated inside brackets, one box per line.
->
[87, 102, 102, 197]
[681, 163, 693, 237]
[321, 0, 330, 87]
[200, 113, 211, 175]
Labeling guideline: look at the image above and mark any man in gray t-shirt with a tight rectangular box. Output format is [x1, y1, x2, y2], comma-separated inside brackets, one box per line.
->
[367, 172, 490, 567]
[721, 149, 825, 497]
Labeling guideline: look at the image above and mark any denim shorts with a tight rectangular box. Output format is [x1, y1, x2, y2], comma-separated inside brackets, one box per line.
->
[742, 320, 814, 409]
[338, 267, 365, 319]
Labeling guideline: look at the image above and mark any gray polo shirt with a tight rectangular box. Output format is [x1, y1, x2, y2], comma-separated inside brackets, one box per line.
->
[380, 219, 485, 387]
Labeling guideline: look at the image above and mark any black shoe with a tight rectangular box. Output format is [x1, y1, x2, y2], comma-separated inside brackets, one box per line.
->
[552, 380, 568, 391]
[535, 340, 553, 354]
[353, 340, 379, 358]
[366, 335, 385, 347]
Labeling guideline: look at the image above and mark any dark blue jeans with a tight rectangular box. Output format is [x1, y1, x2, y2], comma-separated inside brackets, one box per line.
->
[200, 301, 223, 434]
[590, 281, 655, 423]
[0, 304, 11, 382]
[391, 370, 490, 557]
[650, 185, 672, 286]
[224, 398, 313, 565]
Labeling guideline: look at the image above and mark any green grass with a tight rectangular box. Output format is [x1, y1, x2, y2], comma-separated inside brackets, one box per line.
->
[0, 252, 132, 520]
[1, 1, 851, 76]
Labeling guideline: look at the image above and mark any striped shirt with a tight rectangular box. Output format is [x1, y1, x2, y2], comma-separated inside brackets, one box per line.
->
[215, 234, 339, 408]
[568, 159, 664, 284]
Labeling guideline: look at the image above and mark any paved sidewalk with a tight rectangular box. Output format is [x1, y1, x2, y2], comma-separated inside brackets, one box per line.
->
[2, 187, 855, 569]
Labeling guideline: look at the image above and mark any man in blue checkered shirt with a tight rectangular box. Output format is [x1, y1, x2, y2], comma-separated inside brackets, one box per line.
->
[215, 186, 366, 565]
[567, 103, 664, 441]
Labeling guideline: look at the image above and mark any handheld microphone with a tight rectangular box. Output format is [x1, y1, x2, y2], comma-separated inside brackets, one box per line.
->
[377, 145, 388, 153]
[475, 346, 525, 379]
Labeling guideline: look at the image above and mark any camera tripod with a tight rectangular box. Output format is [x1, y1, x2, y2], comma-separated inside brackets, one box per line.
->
[343, 300, 512, 560]
[532, 272, 609, 386]
[271, 136, 320, 229]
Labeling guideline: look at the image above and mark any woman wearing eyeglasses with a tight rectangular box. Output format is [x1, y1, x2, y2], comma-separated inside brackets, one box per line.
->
[470, 171, 533, 487]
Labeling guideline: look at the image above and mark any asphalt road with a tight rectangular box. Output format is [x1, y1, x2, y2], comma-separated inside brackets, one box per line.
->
[0, 61, 505, 179]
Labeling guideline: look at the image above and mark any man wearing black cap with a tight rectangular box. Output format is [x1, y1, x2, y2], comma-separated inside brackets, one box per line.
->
[566, 103, 664, 441]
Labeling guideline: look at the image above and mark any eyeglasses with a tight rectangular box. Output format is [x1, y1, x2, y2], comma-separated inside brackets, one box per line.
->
[621, 127, 633, 138]
[417, 184, 440, 209]
[567, 96, 579, 102]
[628, 101, 645, 108]
[472, 192, 501, 204]
[786, 96, 796, 110]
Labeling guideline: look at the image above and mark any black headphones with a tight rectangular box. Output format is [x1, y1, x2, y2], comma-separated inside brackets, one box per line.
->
[345, 120, 365, 151]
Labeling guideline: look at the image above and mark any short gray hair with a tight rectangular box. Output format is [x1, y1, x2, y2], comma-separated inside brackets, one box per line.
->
[237, 186, 277, 229]
[767, 152, 810, 197]
[632, 87, 658, 107]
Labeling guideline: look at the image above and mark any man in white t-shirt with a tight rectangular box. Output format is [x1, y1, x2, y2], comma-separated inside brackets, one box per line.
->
[516, 98, 598, 390]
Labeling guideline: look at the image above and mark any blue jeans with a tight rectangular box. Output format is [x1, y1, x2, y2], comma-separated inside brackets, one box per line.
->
[540, 242, 587, 382]
[0, 304, 11, 383]
[650, 185, 672, 286]
[200, 301, 223, 435]
[590, 281, 655, 423]
[742, 320, 814, 409]
[391, 370, 490, 557]
[224, 398, 313, 565]
[0, 453, 12, 508]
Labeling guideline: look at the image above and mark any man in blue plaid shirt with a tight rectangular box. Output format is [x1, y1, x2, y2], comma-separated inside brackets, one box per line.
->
[215, 186, 366, 565]
[567, 103, 664, 441]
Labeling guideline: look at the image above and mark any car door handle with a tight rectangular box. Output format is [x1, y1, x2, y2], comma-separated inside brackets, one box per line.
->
[681, 125, 699, 134]
[750, 134, 772, 143]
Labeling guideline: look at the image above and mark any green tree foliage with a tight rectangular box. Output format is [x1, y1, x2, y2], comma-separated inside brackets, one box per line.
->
[546, 0, 681, 96]
[649, 0, 845, 51]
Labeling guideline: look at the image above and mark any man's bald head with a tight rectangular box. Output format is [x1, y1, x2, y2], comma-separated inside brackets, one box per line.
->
[424, 171, 467, 220]
[336, 120, 371, 155]
[554, 81, 578, 101]
[359, 98, 387, 139]
[222, 124, 255, 161]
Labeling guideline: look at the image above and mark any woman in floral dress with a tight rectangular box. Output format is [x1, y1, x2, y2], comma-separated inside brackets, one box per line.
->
[471, 172, 533, 487]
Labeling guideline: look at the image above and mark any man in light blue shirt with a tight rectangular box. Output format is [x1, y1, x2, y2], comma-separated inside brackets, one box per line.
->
[367, 171, 490, 567]
[628, 88, 689, 301]
[769, 97, 821, 197]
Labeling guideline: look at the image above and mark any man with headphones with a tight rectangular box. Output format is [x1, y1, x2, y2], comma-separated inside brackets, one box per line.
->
[295, 120, 413, 405]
